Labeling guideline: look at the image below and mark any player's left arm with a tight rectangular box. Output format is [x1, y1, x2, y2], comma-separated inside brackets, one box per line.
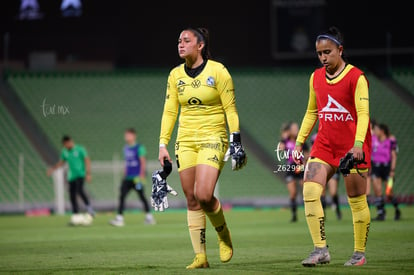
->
[82, 147, 92, 182]
[84, 157, 91, 182]
[217, 67, 239, 133]
[390, 137, 398, 178]
[352, 75, 370, 161]
[139, 145, 147, 180]
[218, 66, 247, 170]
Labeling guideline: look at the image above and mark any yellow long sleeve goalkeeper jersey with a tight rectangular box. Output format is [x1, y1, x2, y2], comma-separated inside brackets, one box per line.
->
[159, 60, 240, 145]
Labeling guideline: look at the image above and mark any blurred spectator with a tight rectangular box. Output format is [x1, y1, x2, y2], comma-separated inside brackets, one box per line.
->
[371, 123, 401, 221]
[110, 128, 155, 226]
[278, 122, 309, 222]
[47, 135, 94, 225]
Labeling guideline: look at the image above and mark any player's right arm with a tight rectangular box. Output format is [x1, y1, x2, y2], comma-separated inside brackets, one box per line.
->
[47, 157, 65, 177]
[294, 73, 318, 164]
[159, 72, 179, 165]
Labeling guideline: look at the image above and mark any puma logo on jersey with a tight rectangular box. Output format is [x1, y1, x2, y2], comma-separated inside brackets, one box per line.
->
[319, 94, 354, 122]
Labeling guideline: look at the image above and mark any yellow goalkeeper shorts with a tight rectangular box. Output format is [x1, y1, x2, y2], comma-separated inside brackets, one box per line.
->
[174, 135, 228, 172]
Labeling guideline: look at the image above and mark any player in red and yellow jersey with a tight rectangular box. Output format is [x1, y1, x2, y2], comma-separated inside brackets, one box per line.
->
[158, 27, 246, 269]
[294, 26, 371, 267]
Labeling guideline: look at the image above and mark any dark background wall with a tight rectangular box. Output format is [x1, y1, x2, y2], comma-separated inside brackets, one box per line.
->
[0, 0, 412, 69]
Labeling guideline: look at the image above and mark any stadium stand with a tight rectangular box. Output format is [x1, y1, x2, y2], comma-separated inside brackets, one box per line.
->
[391, 68, 414, 96]
[3, 68, 414, 211]
[0, 99, 52, 210]
[5, 71, 286, 209]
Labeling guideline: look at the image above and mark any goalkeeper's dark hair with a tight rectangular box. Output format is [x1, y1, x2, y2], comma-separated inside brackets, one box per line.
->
[186, 27, 211, 60]
[62, 135, 71, 143]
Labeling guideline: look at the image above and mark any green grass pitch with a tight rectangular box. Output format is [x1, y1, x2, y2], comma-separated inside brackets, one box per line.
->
[1, 206, 414, 274]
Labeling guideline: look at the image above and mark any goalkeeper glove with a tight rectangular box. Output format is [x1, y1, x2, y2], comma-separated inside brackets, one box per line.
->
[224, 132, 247, 171]
[151, 160, 177, 211]
[338, 152, 366, 177]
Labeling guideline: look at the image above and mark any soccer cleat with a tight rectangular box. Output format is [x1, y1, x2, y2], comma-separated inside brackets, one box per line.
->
[87, 206, 95, 217]
[186, 253, 209, 269]
[109, 215, 125, 227]
[344, 251, 366, 266]
[218, 226, 233, 263]
[144, 214, 156, 225]
[395, 209, 401, 221]
[290, 214, 297, 223]
[373, 214, 385, 221]
[302, 247, 331, 267]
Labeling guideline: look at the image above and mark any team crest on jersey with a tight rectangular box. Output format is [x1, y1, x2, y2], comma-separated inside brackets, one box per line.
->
[319, 95, 354, 122]
[206, 76, 215, 87]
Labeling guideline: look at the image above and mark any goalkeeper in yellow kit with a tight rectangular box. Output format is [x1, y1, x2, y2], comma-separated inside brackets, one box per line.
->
[158, 27, 247, 269]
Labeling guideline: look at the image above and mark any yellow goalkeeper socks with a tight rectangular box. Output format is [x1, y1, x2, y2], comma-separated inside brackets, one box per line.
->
[303, 182, 326, 248]
[206, 202, 233, 263]
[348, 195, 370, 252]
[206, 202, 227, 237]
[187, 209, 207, 255]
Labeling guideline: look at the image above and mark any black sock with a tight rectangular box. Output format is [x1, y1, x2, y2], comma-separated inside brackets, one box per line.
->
[332, 194, 339, 209]
[375, 196, 385, 216]
[290, 198, 297, 216]
[391, 197, 399, 209]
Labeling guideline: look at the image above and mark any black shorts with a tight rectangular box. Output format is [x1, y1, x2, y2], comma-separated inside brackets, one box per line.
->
[371, 162, 390, 181]
[285, 169, 304, 183]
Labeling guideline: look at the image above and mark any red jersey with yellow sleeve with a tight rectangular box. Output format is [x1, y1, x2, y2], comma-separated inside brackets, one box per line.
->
[296, 64, 371, 168]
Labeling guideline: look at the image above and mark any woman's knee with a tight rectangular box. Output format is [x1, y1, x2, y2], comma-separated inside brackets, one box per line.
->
[345, 173, 368, 197]
[182, 185, 199, 209]
[194, 191, 214, 206]
[303, 182, 323, 202]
